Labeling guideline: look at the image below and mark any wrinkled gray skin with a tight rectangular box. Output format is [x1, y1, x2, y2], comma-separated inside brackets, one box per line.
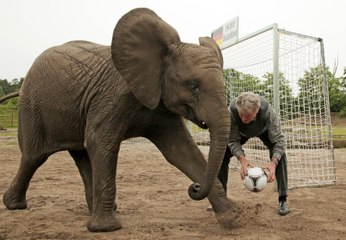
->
[3, 8, 232, 232]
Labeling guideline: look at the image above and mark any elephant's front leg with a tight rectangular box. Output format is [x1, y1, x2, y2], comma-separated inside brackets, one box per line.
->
[84, 134, 121, 232]
[147, 120, 232, 214]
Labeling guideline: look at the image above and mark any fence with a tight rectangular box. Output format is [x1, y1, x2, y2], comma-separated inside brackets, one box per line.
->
[0, 111, 18, 129]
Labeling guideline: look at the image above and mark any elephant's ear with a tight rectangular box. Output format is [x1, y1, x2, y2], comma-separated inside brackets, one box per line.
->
[111, 8, 181, 109]
[199, 37, 223, 69]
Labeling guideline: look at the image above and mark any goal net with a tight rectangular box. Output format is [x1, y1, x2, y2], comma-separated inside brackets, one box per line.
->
[189, 24, 336, 189]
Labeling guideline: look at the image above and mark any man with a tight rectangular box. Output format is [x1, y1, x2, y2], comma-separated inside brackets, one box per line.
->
[218, 92, 290, 215]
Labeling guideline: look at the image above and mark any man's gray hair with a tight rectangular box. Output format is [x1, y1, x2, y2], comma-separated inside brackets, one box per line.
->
[236, 92, 261, 115]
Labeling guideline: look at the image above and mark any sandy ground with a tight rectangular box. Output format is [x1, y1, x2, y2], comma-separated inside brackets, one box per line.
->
[0, 129, 345, 240]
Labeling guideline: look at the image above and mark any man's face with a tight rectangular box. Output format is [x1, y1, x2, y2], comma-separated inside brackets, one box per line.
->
[239, 109, 258, 124]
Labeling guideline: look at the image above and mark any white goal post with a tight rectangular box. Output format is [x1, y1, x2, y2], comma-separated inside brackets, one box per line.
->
[188, 24, 336, 189]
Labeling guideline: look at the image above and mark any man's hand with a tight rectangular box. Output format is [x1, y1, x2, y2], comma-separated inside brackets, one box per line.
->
[239, 155, 254, 180]
[263, 161, 277, 183]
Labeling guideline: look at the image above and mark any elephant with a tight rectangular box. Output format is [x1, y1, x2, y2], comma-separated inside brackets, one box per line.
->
[2, 8, 233, 232]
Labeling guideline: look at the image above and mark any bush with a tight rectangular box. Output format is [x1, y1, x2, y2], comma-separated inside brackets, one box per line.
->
[5, 98, 19, 110]
[338, 106, 346, 118]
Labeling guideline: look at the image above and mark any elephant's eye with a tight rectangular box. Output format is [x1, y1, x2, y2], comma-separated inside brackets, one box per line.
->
[187, 80, 200, 94]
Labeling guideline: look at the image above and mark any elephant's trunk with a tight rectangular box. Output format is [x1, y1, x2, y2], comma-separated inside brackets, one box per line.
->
[188, 108, 230, 200]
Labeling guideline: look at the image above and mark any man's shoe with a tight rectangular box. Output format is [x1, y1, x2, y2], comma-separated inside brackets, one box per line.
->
[278, 201, 290, 215]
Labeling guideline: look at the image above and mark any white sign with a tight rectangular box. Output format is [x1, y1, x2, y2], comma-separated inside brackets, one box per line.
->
[211, 17, 239, 49]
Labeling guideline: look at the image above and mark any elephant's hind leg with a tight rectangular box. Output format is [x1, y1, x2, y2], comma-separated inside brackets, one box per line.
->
[3, 154, 49, 210]
[69, 150, 93, 213]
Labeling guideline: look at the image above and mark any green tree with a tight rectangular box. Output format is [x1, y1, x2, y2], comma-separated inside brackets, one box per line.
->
[298, 65, 328, 114]
[262, 72, 296, 118]
[0, 79, 12, 95]
[0, 78, 22, 95]
[338, 67, 346, 117]
[328, 74, 344, 112]
[0, 78, 22, 108]
[0, 85, 5, 98]
[223, 68, 261, 105]
[262, 72, 294, 100]
[297, 65, 346, 115]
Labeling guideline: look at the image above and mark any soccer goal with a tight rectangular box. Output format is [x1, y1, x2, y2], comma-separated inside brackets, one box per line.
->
[189, 24, 336, 189]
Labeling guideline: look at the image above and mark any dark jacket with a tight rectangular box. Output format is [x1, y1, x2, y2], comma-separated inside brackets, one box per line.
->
[228, 97, 285, 160]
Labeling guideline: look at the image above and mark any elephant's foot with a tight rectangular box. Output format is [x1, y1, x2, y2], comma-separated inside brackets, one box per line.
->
[3, 189, 27, 210]
[86, 202, 118, 215]
[214, 200, 247, 229]
[207, 183, 236, 214]
[209, 194, 233, 213]
[87, 213, 121, 232]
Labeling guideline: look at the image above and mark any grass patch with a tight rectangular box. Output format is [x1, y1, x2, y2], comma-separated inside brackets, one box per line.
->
[0, 105, 18, 128]
[1, 108, 346, 141]
[0, 129, 17, 137]
[332, 126, 346, 137]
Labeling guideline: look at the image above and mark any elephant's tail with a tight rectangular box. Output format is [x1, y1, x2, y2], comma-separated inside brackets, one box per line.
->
[0, 92, 19, 104]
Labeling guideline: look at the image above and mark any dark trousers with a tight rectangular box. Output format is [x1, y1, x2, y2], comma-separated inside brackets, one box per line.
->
[218, 131, 288, 198]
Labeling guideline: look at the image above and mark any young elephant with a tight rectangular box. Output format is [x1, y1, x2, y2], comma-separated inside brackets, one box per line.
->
[3, 8, 232, 232]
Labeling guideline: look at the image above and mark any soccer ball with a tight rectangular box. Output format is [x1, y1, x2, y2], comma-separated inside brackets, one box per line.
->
[243, 167, 268, 192]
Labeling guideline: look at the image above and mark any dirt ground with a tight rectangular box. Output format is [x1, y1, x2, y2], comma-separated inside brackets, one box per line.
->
[0, 129, 345, 240]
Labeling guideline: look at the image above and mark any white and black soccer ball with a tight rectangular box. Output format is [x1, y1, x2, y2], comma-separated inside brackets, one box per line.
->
[243, 167, 268, 192]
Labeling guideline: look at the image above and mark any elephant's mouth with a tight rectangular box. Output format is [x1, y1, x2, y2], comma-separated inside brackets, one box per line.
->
[191, 119, 208, 129]
[184, 104, 209, 129]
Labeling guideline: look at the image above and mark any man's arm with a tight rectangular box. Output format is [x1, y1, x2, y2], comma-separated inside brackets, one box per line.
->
[228, 117, 254, 179]
[260, 107, 285, 182]
[267, 107, 286, 161]
[228, 117, 244, 159]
